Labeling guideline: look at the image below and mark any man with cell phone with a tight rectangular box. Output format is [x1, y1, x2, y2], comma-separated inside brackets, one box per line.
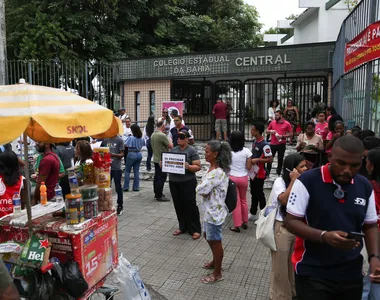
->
[285, 135, 380, 300]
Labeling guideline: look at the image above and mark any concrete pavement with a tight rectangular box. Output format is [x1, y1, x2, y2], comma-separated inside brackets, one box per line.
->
[109, 181, 272, 300]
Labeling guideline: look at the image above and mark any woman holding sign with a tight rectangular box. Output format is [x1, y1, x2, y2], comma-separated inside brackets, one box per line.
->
[168, 130, 202, 240]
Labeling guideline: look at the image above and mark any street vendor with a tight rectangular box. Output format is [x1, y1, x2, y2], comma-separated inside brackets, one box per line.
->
[34, 143, 60, 203]
[0, 260, 20, 300]
[0, 152, 27, 217]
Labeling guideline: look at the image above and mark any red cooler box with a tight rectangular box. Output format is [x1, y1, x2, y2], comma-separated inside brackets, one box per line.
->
[0, 211, 118, 295]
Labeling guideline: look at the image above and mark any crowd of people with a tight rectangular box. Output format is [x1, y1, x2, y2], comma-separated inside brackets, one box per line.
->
[1, 99, 380, 299]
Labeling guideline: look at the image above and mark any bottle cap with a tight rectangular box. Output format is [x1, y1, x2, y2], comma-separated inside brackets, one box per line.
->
[41, 182, 45, 185]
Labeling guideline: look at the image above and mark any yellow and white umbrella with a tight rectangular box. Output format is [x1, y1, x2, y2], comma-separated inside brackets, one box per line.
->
[0, 84, 123, 145]
[0, 84, 123, 231]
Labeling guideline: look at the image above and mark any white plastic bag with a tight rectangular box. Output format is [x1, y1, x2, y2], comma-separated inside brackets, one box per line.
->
[255, 189, 278, 251]
[114, 254, 151, 300]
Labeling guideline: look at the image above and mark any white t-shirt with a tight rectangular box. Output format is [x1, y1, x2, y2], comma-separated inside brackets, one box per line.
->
[270, 177, 287, 221]
[229, 147, 252, 177]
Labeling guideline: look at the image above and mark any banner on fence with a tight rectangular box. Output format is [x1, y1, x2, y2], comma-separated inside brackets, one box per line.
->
[345, 20, 380, 73]
[162, 101, 184, 117]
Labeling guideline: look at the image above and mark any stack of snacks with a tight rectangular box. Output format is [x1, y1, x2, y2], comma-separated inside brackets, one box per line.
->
[93, 148, 111, 188]
[79, 185, 99, 219]
[98, 188, 113, 211]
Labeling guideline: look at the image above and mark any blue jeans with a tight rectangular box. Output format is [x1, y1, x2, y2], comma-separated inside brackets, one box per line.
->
[110, 170, 123, 207]
[146, 139, 153, 171]
[363, 271, 380, 300]
[124, 152, 142, 190]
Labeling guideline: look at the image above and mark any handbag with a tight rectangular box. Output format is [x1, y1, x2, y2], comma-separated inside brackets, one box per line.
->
[225, 179, 237, 213]
[256, 188, 278, 251]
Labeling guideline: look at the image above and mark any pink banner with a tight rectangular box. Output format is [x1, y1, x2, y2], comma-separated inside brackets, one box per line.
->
[162, 101, 184, 117]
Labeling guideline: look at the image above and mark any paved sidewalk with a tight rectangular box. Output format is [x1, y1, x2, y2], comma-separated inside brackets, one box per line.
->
[111, 181, 272, 300]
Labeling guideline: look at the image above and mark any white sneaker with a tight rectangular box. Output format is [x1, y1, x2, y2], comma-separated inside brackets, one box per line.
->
[248, 213, 258, 221]
[254, 220, 259, 225]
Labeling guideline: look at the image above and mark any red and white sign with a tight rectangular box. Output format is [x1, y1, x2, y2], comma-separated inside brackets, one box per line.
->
[345, 20, 380, 73]
[162, 101, 184, 117]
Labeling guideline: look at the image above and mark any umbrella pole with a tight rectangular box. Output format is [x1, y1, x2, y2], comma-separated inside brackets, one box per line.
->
[23, 133, 33, 235]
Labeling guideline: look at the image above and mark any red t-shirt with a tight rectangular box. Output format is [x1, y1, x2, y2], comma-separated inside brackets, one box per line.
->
[39, 153, 60, 200]
[267, 120, 292, 145]
[371, 181, 380, 228]
[315, 122, 328, 140]
[0, 175, 23, 217]
[213, 102, 228, 119]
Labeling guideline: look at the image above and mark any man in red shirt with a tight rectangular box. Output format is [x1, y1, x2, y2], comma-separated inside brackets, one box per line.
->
[35, 143, 60, 203]
[266, 110, 293, 176]
[212, 97, 228, 141]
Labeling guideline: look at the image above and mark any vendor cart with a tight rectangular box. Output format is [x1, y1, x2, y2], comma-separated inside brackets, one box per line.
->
[0, 84, 124, 299]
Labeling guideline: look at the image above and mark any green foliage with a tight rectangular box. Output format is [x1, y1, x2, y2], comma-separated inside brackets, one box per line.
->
[5, 0, 262, 61]
[344, 0, 359, 11]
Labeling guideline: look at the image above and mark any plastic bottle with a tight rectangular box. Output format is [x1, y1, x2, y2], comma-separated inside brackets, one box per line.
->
[54, 183, 64, 203]
[12, 192, 22, 215]
[40, 182, 48, 205]
[68, 168, 79, 194]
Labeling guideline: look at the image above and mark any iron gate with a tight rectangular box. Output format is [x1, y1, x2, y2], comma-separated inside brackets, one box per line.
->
[244, 79, 275, 140]
[332, 0, 380, 131]
[214, 80, 244, 137]
[172, 80, 213, 140]
[2, 60, 120, 110]
[276, 77, 328, 127]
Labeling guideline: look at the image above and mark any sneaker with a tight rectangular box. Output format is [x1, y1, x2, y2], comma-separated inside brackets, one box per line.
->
[123, 189, 129, 192]
[117, 206, 124, 216]
[133, 188, 140, 192]
[156, 196, 170, 202]
[248, 213, 258, 221]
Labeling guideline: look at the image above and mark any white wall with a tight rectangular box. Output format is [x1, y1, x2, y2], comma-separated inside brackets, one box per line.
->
[294, 13, 319, 44]
[317, 6, 349, 42]
[293, 1, 349, 44]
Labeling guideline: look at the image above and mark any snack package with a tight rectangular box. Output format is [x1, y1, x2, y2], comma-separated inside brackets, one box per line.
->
[98, 188, 113, 211]
[92, 150, 111, 188]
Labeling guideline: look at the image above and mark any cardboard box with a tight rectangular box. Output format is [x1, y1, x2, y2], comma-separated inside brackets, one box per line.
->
[0, 211, 118, 294]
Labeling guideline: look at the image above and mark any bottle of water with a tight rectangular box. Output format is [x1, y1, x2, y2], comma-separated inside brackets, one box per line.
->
[68, 168, 79, 194]
[12, 192, 22, 215]
[54, 183, 64, 203]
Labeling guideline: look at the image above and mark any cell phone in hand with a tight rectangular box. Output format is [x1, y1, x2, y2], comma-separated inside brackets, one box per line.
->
[346, 231, 365, 241]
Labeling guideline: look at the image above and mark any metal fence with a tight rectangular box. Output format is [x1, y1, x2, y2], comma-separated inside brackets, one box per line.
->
[0, 60, 121, 110]
[332, 0, 380, 131]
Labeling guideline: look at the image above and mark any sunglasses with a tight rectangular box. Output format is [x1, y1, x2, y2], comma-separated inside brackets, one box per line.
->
[163, 111, 168, 114]
[178, 134, 187, 140]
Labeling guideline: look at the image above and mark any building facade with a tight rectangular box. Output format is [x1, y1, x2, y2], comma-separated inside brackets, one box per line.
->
[119, 42, 334, 140]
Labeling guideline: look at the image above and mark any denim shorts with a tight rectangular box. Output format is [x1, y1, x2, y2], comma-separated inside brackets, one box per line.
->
[203, 221, 223, 241]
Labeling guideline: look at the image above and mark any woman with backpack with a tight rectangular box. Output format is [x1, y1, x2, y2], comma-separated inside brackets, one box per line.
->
[196, 140, 231, 284]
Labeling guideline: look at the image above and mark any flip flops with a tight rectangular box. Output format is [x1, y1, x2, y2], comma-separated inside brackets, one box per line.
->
[201, 274, 224, 284]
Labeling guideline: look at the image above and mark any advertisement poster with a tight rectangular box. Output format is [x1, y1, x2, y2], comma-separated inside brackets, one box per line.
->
[345, 20, 380, 73]
[162, 152, 186, 175]
[162, 101, 184, 117]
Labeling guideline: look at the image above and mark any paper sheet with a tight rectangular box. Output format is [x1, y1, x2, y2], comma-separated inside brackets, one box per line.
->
[248, 165, 260, 180]
[91, 141, 102, 150]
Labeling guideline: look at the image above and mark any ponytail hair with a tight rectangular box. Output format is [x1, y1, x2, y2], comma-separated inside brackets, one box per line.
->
[207, 140, 232, 173]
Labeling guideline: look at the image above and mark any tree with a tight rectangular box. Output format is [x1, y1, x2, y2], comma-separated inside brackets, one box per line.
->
[5, 0, 262, 61]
